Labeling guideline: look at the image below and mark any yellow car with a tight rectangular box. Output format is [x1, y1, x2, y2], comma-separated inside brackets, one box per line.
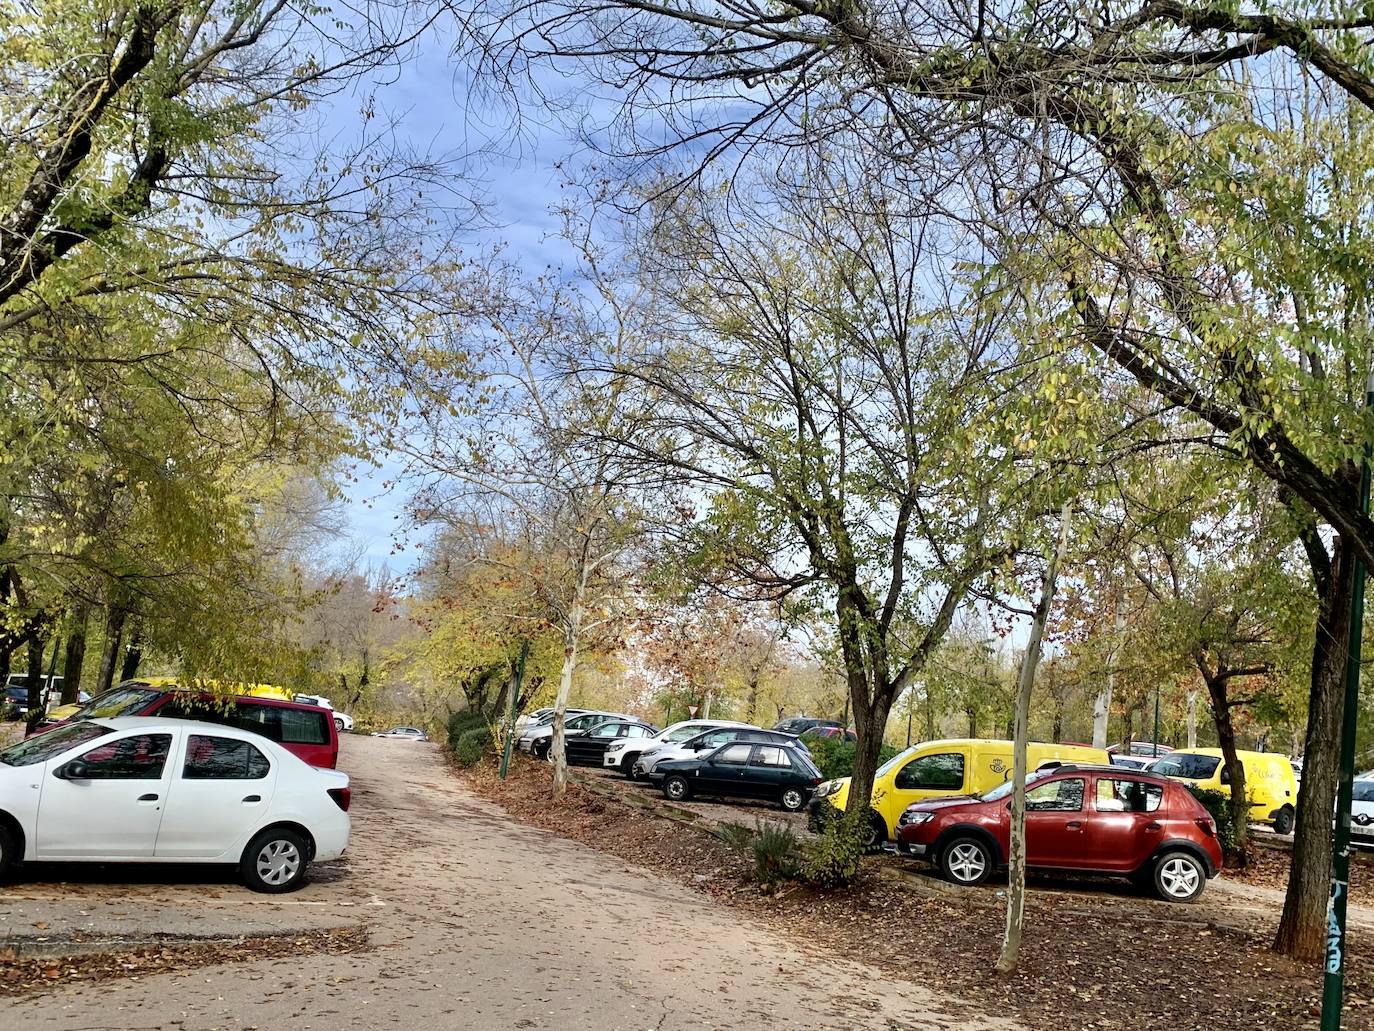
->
[809, 738, 1111, 846]
[1151, 749, 1298, 834]
[39, 678, 292, 726]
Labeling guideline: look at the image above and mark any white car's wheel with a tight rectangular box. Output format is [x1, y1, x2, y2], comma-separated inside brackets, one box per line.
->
[241, 828, 310, 894]
[333, 717, 345, 733]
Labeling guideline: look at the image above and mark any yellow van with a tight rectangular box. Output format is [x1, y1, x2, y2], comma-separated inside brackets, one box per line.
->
[40, 678, 292, 725]
[809, 738, 1111, 846]
[1151, 749, 1298, 834]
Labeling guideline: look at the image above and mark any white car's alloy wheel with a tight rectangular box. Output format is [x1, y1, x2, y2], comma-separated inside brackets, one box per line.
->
[256, 840, 302, 886]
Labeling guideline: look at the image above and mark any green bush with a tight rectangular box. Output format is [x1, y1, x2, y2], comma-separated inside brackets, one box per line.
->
[806, 738, 902, 781]
[447, 709, 488, 752]
[454, 726, 493, 767]
[752, 822, 802, 888]
[1188, 785, 1239, 858]
[801, 813, 866, 888]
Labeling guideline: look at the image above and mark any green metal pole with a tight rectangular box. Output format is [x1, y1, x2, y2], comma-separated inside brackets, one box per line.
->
[499, 640, 529, 781]
[1322, 374, 1374, 1031]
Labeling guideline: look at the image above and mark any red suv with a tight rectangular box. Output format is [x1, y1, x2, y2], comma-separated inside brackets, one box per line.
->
[895, 765, 1223, 902]
[49, 684, 339, 769]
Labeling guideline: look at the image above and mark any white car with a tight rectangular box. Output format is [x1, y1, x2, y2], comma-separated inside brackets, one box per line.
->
[603, 719, 754, 775]
[294, 694, 354, 734]
[0, 718, 350, 893]
[371, 726, 429, 741]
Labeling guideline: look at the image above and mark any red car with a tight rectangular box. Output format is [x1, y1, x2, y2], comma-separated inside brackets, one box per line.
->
[895, 764, 1222, 902]
[44, 685, 339, 769]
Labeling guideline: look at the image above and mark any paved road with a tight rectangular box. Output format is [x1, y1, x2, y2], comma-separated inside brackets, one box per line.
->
[9, 736, 1011, 1030]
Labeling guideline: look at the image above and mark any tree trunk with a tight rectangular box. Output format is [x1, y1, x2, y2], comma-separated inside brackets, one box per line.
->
[700, 688, 713, 720]
[1200, 666, 1250, 867]
[1275, 535, 1355, 959]
[551, 565, 590, 799]
[61, 606, 89, 704]
[1186, 689, 1198, 748]
[1092, 606, 1124, 749]
[997, 501, 1071, 975]
[94, 604, 128, 696]
[966, 706, 978, 739]
[24, 633, 45, 723]
[119, 623, 143, 681]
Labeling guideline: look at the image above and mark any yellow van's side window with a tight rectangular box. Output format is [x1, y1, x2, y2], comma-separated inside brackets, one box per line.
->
[894, 753, 964, 791]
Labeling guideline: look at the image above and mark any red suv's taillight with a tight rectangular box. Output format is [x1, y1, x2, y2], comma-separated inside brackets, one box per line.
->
[1195, 816, 1216, 837]
[328, 787, 351, 812]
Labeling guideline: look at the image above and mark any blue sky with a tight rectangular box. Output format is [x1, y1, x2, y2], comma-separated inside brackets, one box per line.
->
[324, 28, 588, 570]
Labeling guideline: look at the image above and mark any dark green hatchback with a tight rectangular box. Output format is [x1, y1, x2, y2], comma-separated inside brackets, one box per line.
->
[656, 742, 823, 812]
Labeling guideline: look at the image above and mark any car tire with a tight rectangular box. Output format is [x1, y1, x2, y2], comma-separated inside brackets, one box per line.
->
[0, 824, 15, 878]
[620, 753, 640, 775]
[535, 740, 551, 761]
[1152, 850, 1206, 903]
[860, 810, 887, 852]
[939, 835, 993, 887]
[780, 787, 806, 812]
[240, 827, 310, 894]
[333, 717, 345, 733]
[663, 774, 692, 802]
[1273, 805, 1295, 836]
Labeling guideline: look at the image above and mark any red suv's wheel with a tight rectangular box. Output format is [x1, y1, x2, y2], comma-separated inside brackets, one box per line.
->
[1152, 850, 1206, 903]
[940, 836, 993, 886]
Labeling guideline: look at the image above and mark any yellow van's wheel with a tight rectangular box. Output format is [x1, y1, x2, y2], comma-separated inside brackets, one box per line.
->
[1273, 805, 1295, 836]
[860, 810, 887, 852]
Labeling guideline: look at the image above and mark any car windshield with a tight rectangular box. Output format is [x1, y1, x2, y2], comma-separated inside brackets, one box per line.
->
[665, 724, 707, 742]
[978, 770, 1056, 803]
[0, 721, 113, 766]
[1152, 753, 1222, 779]
[69, 685, 163, 722]
[876, 746, 918, 778]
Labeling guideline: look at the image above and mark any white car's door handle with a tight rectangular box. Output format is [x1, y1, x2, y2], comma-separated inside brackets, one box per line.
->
[138, 793, 159, 802]
[242, 794, 262, 804]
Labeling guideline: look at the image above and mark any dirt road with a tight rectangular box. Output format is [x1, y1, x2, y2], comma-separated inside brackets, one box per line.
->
[8, 736, 1012, 1030]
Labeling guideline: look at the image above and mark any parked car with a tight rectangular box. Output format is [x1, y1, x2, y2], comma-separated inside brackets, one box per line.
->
[772, 716, 843, 736]
[3, 674, 66, 714]
[1108, 741, 1173, 759]
[514, 707, 589, 734]
[895, 765, 1223, 902]
[1151, 748, 1298, 834]
[802, 725, 857, 742]
[1352, 779, 1374, 849]
[35, 678, 293, 731]
[371, 726, 429, 741]
[1110, 755, 1155, 771]
[0, 718, 350, 892]
[517, 711, 628, 759]
[635, 726, 806, 780]
[810, 738, 1111, 848]
[38, 681, 339, 769]
[294, 694, 354, 734]
[558, 720, 661, 766]
[603, 719, 753, 775]
[656, 741, 824, 811]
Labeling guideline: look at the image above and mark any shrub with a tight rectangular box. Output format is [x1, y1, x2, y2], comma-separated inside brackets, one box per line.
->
[1188, 785, 1239, 858]
[447, 709, 488, 752]
[801, 814, 866, 888]
[717, 822, 755, 851]
[806, 738, 902, 781]
[454, 726, 493, 767]
[752, 822, 802, 888]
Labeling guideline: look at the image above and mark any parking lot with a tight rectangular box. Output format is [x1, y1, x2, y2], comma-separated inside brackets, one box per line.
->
[2, 734, 1011, 1030]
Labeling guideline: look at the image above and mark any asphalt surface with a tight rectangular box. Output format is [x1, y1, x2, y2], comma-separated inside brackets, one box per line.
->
[6, 734, 1012, 1030]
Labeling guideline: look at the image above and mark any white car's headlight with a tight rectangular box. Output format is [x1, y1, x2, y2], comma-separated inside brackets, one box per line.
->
[606, 741, 627, 752]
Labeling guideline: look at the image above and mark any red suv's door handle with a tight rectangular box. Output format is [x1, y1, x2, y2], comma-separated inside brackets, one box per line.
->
[1145, 822, 1162, 832]
[1066, 820, 1083, 830]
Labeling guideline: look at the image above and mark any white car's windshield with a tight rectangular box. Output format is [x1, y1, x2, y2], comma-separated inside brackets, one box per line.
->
[0, 722, 112, 766]
[978, 770, 1055, 803]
